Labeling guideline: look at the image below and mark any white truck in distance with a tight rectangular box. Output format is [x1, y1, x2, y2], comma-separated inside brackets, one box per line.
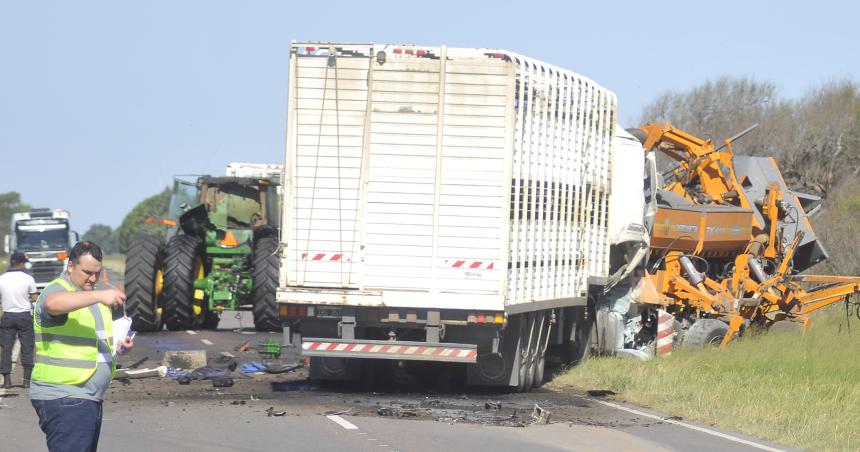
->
[5, 208, 77, 289]
[276, 42, 647, 390]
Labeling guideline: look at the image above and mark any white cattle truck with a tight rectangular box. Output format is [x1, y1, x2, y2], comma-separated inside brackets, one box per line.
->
[5, 208, 78, 289]
[276, 42, 647, 390]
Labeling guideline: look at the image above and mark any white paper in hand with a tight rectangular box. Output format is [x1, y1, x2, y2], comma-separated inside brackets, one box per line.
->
[112, 316, 133, 357]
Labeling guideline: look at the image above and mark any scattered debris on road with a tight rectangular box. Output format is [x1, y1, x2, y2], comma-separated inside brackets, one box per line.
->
[531, 404, 551, 424]
[485, 400, 502, 411]
[266, 407, 287, 417]
[163, 350, 208, 370]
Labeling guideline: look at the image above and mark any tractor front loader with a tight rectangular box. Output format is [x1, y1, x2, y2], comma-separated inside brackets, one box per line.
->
[124, 165, 283, 332]
[591, 123, 860, 358]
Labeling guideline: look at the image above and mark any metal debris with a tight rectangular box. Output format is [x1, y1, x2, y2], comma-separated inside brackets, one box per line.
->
[266, 407, 287, 417]
[484, 400, 502, 411]
[531, 404, 551, 424]
[235, 341, 252, 353]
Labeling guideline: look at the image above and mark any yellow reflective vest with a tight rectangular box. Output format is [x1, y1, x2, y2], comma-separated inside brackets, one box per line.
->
[32, 278, 115, 385]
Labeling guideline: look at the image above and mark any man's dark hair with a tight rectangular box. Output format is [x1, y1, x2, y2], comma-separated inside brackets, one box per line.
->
[69, 241, 103, 264]
[10, 252, 28, 266]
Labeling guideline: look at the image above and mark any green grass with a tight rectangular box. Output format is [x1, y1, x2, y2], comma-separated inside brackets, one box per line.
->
[553, 308, 860, 451]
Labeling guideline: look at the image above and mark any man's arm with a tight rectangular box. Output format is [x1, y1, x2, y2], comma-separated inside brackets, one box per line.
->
[43, 289, 125, 316]
[28, 277, 38, 303]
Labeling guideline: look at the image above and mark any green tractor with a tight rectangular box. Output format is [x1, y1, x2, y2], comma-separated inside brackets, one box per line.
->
[124, 166, 282, 332]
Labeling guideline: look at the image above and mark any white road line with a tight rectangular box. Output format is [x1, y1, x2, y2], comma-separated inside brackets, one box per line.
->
[200, 339, 214, 346]
[186, 330, 197, 335]
[326, 414, 359, 430]
[578, 395, 785, 452]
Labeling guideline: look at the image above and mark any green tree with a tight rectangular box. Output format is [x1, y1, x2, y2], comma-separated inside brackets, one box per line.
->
[116, 188, 171, 253]
[0, 192, 32, 255]
[82, 223, 117, 254]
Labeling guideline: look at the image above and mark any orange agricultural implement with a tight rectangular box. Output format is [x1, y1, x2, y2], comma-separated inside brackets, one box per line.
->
[597, 123, 860, 356]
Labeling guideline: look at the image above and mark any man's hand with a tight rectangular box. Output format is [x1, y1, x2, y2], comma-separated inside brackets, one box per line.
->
[98, 289, 126, 309]
[119, 336, 134, 354]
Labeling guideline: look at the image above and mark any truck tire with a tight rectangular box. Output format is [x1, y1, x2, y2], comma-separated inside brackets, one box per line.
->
[163, 235, 205, 331]
[252, 237, 282, 332]
[123, 234, 165, 332]
[532, 311, 549, 388]
[519, 313, 537, 392]
[683, 319, 729, 348]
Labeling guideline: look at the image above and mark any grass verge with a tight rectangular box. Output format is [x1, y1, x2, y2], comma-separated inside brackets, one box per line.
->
[553, 308, 860, 451]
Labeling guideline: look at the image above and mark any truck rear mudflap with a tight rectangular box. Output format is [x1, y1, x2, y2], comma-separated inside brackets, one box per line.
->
[302, 338, 478, 363]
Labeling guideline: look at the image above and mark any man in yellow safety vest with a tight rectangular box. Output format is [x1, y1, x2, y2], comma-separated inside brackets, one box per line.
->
[29, 241, 134, 452]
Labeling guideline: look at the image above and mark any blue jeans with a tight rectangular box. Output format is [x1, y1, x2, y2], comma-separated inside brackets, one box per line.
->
[31, 397, 103, 452]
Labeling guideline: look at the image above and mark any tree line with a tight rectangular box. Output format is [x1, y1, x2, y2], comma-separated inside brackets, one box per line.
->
[0, 188, 171, 256]
[639, 77, 860, 275]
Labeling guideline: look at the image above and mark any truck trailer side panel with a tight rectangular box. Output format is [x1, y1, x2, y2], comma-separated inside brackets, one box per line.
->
[280, 43, 617, 311]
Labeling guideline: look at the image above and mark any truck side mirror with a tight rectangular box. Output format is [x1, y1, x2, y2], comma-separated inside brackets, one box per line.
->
[70, 230, 80, 245]
[3, 234, 9, 254]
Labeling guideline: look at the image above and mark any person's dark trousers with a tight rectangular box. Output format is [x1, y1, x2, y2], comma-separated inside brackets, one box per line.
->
[32, 398, 104, 452]
[0, 311, 35, 375]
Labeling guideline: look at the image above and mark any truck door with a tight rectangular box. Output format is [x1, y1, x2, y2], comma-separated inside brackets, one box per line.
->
[284, 45, 372, 288]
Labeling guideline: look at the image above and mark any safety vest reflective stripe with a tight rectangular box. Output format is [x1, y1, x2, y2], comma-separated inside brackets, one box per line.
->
[34, 355, 96, 369]
[34, 333, 98, 347]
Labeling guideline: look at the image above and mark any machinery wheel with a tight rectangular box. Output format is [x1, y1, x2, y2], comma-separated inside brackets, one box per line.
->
[162, 235, 206, 331]
[252, 237, 282, 332]
[123, 234, 165, 332]
[683, 319, 730, 348]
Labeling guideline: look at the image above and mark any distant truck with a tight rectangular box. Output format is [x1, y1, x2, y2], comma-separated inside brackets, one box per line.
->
[4, 208, 77, 289]
[275, 43, 643, 390]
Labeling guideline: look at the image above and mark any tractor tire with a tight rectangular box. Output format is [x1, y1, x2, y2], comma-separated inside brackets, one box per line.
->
[123, 234, 165, 332]
[162, 235, 205, 331]
[683, 319, 730, 348]
[202, 311, 221, 330]
[252, 237, 282, 332]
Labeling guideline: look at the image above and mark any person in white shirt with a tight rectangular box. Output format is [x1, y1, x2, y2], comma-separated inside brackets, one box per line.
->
[0, 252, 38, 388]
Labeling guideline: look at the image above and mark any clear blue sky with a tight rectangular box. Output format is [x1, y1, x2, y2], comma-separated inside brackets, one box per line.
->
[1, 0, 857, 233]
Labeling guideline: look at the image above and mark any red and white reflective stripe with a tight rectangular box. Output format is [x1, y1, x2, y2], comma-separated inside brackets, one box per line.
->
[655, 309, 674, 357]
[302, 341, 477, 362]
[443, 259, 494, 270]
[300, 252, 352, 263]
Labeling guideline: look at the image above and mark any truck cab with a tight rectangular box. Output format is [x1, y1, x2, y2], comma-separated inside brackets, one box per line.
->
[4, 208, 76, 289]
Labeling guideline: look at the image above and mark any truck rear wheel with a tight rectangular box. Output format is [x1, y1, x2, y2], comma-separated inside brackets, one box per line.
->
[683, 319, 729, 348]
[163, 235, 206, 331]
[532, 311, 549, 388]
[123, 234, 165, 332]
[517, 314, 535, 392]
[252, 237, 282, 332]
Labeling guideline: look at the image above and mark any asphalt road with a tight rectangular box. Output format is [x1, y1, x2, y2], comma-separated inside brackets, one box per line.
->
[0, 311, 792, 451]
